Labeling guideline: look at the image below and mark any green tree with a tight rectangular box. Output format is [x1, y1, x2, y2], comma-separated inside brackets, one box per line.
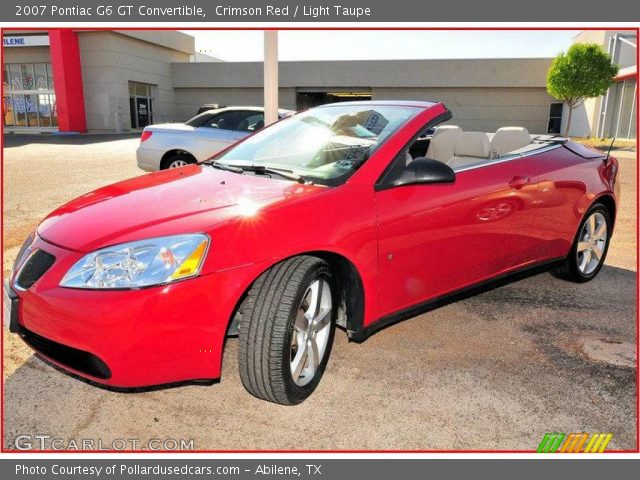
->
[547, 43, 618, 136]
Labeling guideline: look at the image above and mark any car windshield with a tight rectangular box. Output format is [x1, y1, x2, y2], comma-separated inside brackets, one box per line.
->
[212, 104, 420, 186]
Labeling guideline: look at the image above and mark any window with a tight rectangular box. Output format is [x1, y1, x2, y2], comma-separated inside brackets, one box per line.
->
[203, 111, 262, 131]
[8, 64, 22, 90]
[3, 96, 15, 126]
[3, 63, 56, 128]
[548, 102, 563, 134]
[185, 112, 215, 128]
[128, 81, 156, 128]
[205, 111, 245, 130]
[610, 79, 637, 140]
[237, 112, 265, 132]
[186, 110, 266, 131]
[34, 64, 47, 90]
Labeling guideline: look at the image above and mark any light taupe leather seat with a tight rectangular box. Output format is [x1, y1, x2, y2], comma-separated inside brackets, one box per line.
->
[446, 132, 492, 170]
[426, 125, 463, 163]
[490, 127, 531, 156]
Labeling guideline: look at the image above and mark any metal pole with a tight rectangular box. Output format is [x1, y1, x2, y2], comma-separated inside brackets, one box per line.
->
[264, 31, 279, 125]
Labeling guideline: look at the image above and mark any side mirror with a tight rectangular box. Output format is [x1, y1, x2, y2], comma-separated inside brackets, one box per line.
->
[390, 157, 455, 187]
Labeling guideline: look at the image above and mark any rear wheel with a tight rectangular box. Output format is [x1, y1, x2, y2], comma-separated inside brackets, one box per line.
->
[163, 153, 196, 170]
[238, 256, 336, 405]
[551, 203, 611, 283]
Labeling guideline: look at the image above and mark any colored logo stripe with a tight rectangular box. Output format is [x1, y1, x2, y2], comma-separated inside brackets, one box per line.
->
[559, 433, 589, 453]
[584, 433, 613, 453]
[537, 433, 566, 453]
[538, 433, 613, 453]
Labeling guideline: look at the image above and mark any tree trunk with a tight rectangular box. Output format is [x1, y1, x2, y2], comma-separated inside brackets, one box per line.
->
[563, 105, 573, 137]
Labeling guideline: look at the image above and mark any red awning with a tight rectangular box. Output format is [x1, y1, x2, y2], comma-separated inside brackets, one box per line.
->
[614, 66, 637, 82]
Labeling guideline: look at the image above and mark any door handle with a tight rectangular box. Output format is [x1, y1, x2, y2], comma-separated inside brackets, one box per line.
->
[509, 175, 531, 189]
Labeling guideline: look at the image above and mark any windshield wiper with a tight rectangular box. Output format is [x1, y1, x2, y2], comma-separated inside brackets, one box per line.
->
[235, 164, 310, 184]
[205, 161, 311, 184]
[203, 161, 244, 174]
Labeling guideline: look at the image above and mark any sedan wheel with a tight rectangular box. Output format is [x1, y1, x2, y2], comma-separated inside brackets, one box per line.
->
[169, 159, 189, 168]
[238, 256, 336, 405]
[162, 153, 196, 170]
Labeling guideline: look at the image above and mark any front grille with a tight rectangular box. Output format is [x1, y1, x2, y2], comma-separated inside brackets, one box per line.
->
[15, 249, 56, 289]
[19, 326, 112, 380]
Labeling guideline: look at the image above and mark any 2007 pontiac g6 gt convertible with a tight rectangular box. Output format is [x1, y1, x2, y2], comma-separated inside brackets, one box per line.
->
[8, 101, 619, 405]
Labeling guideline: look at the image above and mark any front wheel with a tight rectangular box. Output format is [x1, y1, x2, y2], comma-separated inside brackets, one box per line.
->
[238, 256, 336, 405]
[551, 203, 611, 283]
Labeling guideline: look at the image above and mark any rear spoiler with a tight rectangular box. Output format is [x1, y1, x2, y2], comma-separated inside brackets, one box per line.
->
[532, 135, 609, 160]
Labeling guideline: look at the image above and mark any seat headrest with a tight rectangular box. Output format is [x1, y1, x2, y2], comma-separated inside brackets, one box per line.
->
[433, 125, 462, 137]
[454, 132, 491, 158]
[491, 127, 531, 155]
[426, 126, 463, 163]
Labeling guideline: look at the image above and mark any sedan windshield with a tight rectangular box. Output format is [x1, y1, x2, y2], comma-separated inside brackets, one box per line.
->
[212, 104, 420, 186]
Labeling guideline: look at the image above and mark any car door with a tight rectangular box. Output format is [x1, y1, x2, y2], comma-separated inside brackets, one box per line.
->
[227, 111, 265, 143]
[374, 153, 541, 317]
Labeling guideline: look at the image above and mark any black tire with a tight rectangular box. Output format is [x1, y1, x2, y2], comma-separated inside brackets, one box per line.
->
[551, 203, 612, 283]
[162, 153, 196, 170]
[238, 256, 336, 405]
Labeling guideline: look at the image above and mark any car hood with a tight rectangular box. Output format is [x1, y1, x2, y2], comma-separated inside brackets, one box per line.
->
[38, 166, 326, 252]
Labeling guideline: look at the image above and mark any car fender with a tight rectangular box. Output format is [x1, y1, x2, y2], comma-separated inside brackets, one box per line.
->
[204, 182, 380, 329]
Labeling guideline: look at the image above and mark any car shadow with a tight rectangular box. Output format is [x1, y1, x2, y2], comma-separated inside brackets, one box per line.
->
[3, 133, 141, 148]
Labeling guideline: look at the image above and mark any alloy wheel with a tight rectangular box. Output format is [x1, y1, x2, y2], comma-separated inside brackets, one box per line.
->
[576, 211, 608, 275]
[290, 278, 333, 386]
[169, 160, 188, 168]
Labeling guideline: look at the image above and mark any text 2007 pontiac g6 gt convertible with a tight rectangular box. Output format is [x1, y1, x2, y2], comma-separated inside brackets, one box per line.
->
[8, 101, 619, 405]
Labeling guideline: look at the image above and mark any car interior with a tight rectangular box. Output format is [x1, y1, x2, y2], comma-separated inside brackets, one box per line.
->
[404, 125, 549, 172]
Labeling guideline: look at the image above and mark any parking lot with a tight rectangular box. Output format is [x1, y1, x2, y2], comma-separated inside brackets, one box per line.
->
[2, 134, 637, 451]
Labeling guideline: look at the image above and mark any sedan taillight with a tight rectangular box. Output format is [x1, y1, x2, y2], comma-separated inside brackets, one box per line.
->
[140, 130, 153, 143]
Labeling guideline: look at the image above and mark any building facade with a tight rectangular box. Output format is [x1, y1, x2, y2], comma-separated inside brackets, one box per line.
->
[2, 29, 636, 138]
[3, 30, 194, 133]
[170, 58, 557, 134]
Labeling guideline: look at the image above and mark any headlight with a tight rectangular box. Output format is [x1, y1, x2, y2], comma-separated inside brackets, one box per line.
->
[60, 234, 209, 289]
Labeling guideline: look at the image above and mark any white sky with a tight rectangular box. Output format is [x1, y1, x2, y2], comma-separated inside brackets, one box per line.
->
[181, 30, 579, 62]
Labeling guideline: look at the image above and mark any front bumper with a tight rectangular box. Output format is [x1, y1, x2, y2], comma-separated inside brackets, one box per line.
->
[9, 235, 250, 388]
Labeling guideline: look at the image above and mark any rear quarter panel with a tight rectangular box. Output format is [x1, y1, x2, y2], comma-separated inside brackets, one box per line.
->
[145, 131, 211, 163]
[526, 144, 617, 261]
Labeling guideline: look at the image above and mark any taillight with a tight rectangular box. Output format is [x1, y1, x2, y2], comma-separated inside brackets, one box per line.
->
[140, 130, 153, 143]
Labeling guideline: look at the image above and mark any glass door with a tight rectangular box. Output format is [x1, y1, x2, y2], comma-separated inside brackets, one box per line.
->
[128, 81, 155, 129]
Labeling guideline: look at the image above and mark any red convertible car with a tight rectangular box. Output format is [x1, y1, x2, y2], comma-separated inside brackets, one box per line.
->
[7, 101, 619, 405]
